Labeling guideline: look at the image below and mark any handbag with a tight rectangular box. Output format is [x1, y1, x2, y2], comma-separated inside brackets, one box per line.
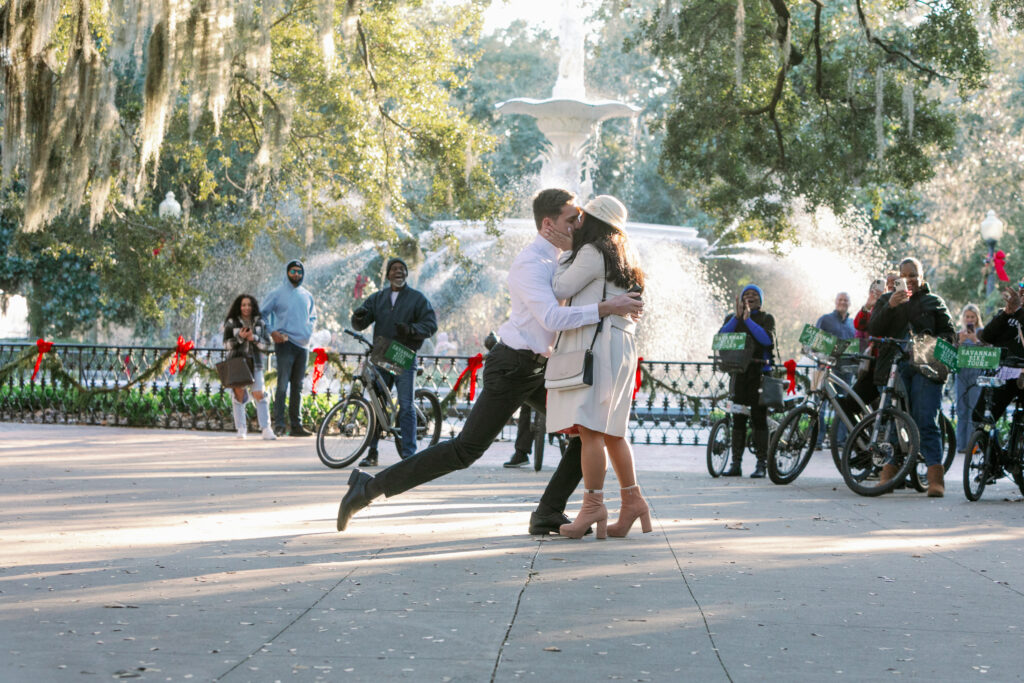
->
[216, 355, 255, 388]
[758, 374, 786, 411]
[544, 272, 607, 391]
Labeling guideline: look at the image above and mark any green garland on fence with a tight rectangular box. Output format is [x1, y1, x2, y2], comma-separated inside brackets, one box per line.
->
[0, 346, 356, 400]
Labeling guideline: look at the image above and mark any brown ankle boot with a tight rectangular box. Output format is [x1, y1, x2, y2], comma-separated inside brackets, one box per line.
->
[560, 490, 607, 539]
[879, 464, 899, 486]
[607, 485, 652, 537]
[926, 464, 945, 497]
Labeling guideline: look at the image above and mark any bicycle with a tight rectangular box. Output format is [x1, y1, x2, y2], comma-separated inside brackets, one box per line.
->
[963, 361, 1024, 501]
[766, 339, 870, 484]
[316, 329, 443, 469]
[706, 401, 793, 477]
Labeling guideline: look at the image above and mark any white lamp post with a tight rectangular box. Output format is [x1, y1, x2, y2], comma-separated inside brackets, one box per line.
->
[980, 210, 1005, 302]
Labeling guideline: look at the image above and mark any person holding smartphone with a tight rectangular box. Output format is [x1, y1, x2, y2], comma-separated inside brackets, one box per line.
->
[223, 294, 276, 440]
[954, 304, 984, 453]
[869, 257, 955, 496]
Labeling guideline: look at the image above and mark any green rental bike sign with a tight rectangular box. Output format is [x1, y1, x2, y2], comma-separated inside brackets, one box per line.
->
[798, 324, 837, 355]
[712, 333, 747, 351]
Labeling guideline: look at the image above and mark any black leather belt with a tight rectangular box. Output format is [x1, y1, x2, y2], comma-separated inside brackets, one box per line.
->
[495, 342, 546, 365]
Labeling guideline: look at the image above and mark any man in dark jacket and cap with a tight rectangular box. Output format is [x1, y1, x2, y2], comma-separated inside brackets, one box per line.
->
[351, 257, 438, 465]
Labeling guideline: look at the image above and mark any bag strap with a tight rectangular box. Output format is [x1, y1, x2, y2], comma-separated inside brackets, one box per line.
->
[552, 263, 608, 353]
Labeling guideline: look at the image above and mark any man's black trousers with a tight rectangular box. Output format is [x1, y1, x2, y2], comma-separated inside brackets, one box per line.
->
[373, 343, 583, 513]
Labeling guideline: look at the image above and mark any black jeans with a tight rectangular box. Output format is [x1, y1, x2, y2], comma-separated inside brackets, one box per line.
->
[273, 341, 307, 430]
[514, 404, 534, 455]
[373, 344, 583, 514]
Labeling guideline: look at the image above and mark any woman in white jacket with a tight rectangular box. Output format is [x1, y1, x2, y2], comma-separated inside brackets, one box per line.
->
[547, 195, 648, 539]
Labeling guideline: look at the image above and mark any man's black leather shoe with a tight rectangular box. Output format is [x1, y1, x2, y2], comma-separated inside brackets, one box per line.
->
[359, 450, 379, 467]
[337, 469, 374, 531]
[503, 452, 529, 468]
[750, 461, 767, 478]
[529, 509, 592, 535]
[290, 426, 313, 437]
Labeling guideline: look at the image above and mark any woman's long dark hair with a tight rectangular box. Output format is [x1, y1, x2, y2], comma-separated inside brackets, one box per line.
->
[225, 294, 260, 323]
[565, 213, 644, 290]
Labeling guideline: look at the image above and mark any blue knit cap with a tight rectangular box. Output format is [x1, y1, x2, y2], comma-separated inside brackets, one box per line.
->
[741, 284, 764, 307]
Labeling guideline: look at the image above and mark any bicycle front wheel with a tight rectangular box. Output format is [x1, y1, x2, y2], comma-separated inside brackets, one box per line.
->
[767, 406, 819, 485]
[963, 429, 991, 501]
[841, 408, 919, 497]
[706, 417, 731, 477]
[316, 396, 375, 469]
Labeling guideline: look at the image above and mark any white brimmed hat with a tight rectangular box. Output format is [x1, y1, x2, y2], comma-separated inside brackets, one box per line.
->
[582, 195, 628, 229]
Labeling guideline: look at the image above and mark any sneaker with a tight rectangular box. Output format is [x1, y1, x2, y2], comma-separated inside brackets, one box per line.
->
[236, 429, 247, 440]
[503, 451, 530, 468]
[262, 428, 277, 441]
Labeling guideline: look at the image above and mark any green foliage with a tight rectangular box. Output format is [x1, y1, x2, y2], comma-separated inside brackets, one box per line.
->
[635, 0, 1023, 239]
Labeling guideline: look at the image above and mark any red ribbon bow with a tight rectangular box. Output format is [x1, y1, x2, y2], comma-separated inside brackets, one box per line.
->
[353, 274, 368, 300]
[783, 359, 798, 395]
[31, 339, 53, 380]
[169, 336, 194, 375]
[994, 250, 1010, 282]
[632, 357, 644, 400]
[310, 347, 329, 394]
[452, 353, 484, 401]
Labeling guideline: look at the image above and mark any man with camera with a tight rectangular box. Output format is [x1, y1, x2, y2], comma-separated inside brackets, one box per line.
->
[350, 257, 438, 466]
[336, 188, 643, 534]
[869, 257, 955, 496]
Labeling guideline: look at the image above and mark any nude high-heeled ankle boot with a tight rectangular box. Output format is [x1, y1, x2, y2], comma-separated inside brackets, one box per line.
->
[607, 485, 652, 537]
[559, 490, 607, 539]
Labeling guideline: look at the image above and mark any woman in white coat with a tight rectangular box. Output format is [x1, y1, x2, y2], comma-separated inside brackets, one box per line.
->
[547, 195, 649, 539]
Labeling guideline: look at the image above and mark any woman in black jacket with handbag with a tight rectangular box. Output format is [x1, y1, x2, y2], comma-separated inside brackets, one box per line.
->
[719, 284, 776, 478]
[223, 294, 276, 440]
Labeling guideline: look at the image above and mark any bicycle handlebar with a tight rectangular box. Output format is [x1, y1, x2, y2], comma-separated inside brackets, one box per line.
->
[343, 328, 372, 349]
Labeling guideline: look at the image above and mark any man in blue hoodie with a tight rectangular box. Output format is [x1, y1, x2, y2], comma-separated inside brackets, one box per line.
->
[262, 260, 317, 436]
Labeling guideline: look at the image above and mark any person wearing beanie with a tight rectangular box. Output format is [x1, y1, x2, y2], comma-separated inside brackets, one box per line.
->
[350, 257, 438, 466]
[718, 283, 776, 478]
[261, 260, 317, 436]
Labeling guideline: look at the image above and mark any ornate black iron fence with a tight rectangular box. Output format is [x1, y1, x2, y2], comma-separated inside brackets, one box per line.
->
[0, 342, 812, 445]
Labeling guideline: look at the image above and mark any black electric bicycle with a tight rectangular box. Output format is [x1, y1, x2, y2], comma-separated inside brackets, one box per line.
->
[963, 360, 1024, 500]
[316, 329, 442, 469]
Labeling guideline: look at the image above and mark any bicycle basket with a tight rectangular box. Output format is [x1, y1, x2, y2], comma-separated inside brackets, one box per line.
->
[714, 335, 754, 373]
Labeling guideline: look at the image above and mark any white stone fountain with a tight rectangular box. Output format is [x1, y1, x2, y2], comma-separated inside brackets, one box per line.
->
[495, 2, 640, 199]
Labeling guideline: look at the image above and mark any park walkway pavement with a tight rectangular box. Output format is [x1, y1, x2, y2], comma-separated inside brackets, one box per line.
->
[2, 422, 1024, 682]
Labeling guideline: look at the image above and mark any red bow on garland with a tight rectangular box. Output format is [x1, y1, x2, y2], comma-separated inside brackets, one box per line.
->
[31, 339, 53, 380]
[353, 274, 369, 300]
[169, 336, 194, 375]
[632, 357, 644, 400]
[783, 359, 798, 395]
[451, 353, 484, 401]
[310, 347, 329, 394]
[994, 250, 1010, 282]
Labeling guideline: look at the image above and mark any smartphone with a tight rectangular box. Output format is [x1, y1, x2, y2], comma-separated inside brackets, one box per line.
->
[967, 323, 975, 333]
[871, 278, 886, 294]
[893, 278, 907, 293]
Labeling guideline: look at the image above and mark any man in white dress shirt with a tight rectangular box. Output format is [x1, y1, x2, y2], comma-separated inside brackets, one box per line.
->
[337, 188, 644, 533]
